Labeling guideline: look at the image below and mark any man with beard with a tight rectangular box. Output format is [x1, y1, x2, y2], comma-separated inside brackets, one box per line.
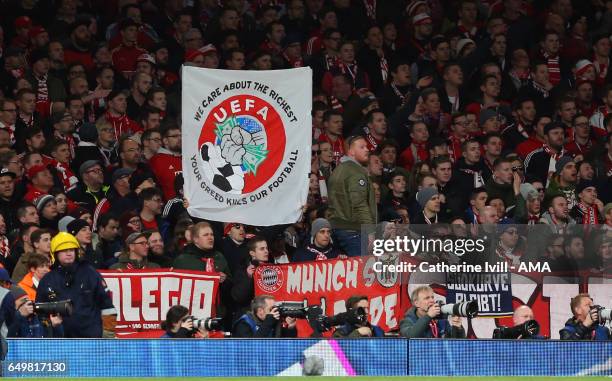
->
[63, 19, 94, 72]
[149, 124, 182, 200]
[293, 218, 340, 262]
[126, 72, 153, 120]
[525, 121, 567, 186]
[540, 194, 576, 234]
[546, 156, 578, 210]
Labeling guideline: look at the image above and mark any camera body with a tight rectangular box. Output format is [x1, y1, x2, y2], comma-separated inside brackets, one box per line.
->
[590, 305, 612, 323]
[274, 302, 312, 318]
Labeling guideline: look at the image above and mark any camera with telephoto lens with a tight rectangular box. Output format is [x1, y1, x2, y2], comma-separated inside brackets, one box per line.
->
[273, 302, 314, 318]
[436, 300, 478, 318]
[321, 307, 369, 329]
[188, 316, 224, 331]
[493, 320, 540, 339]
[590, 305, 612, 323]
[33, 300, 73, 316]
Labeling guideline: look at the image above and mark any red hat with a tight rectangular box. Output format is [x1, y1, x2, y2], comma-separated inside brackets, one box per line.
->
[412, 13, 432, 26]
[199, 44, 218, 57]
[224, 223, 237, 236]
[28, 26, 47, 39]
[15, 16, 32, 29]
[136, 53, 156, 66]
[26, 164, 48, 179]
[184, 49, 204, 62]
[406, 1, 427, 17]
[575, 59, 594, 78]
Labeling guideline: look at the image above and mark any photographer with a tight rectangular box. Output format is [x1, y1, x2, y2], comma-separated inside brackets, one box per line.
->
[232, 295, 297, 338]
[160, 305, 208, 338]
[493, 305, 544, 339]
[8, 297, 63, 338]
[332, 295, 384, 338]
[560, 293, 610, 340]
[400, 286, 466, 338]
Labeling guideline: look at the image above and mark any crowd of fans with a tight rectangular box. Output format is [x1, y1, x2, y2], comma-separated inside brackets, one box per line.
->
[0, 0, 610, 339]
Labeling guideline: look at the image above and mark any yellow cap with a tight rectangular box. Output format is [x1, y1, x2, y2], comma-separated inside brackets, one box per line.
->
[50, 232, 80, 262]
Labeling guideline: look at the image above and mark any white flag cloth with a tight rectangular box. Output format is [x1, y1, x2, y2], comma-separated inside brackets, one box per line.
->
[182, 67, 312, 226]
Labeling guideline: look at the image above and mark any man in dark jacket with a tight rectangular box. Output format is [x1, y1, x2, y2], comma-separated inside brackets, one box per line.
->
[332, 295, 384, 338]
[524, 121, 567, 186]
[110, 232, 160, 270]
[174, 222, 232, 322]
[485, 158, 520, 215]
[232, 295, 297, 338]
[230, 236, 269, 318]
[293, 218, 340, 262]
[560, 293, 610, 340]
[452, 139, 487, 208]
[221, 222, 247, 275]
[67, 160, 109, 213]
[400, 285, 465, 338]
[36, 232, 116, 338]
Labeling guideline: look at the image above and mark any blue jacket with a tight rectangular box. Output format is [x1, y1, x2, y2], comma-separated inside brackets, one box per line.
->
[8, 313, 64, 338]
[399, 307, 466, 338]
[35, 260, 116, 338]
[559, 318, 610, 340]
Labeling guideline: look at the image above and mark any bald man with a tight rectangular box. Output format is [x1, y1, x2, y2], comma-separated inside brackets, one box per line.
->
[513, 305, 535, 326]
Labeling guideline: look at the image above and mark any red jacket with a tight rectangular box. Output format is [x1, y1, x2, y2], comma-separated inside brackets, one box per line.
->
[104, 112, 142, 140]
[149, 148, 182, 200]
[24, 185, 48, 203]
[111, 44, 147, 77]
[516, 137, 544, 159]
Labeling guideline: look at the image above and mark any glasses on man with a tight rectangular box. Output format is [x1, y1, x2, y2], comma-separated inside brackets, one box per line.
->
[232, 223, 244, 229]
[132, 240, 149, 246]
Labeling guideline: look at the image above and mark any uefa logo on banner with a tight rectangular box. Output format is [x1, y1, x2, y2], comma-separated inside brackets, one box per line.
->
[182, 67, 312, 226]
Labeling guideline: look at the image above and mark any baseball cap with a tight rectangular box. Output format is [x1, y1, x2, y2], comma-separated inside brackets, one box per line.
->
[125, 231, 146, 245]
[14, 16, 32, 29]
[137, 53, 156, 66]
[112, 168, 134, 184]
[0, 168, 16, 179]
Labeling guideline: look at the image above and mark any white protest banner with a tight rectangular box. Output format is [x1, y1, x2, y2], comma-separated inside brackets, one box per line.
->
[182, 67, 312, 225]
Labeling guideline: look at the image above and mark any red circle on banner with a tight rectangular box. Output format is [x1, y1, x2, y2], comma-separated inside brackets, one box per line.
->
[198, 94, 286, 194]
[255, 265, 284, 293]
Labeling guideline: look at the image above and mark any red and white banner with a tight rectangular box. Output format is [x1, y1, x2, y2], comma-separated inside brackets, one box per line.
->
[182, 67, 312, 226]
[254, 257, 403, 336]
[100, 269, 220, 336]
[255, 255, 610, 338]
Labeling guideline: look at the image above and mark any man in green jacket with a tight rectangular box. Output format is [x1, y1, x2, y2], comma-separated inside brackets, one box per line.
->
[173, 222, 231, 280]
[327, 135, 376, 257]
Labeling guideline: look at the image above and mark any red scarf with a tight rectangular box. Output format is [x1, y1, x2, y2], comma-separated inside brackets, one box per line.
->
[527, 214, 540, 225]
[447, 134, 466, 163]
[542, 51, 561, 86]
[543, 144, 563, 161]
[365, 132, 381, 152]
[577, 202, 598, 225]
